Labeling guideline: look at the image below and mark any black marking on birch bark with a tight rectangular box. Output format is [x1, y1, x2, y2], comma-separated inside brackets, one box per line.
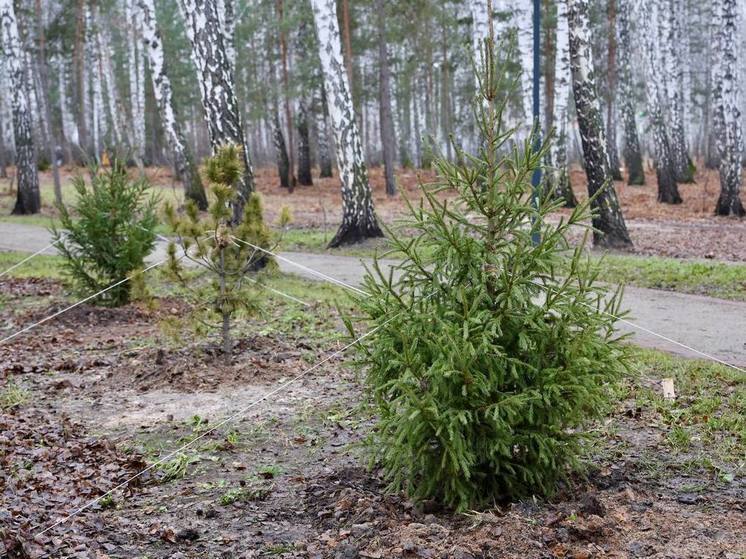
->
[567, 0, 632, 248]
[1, 0, 41, 215]
[713, 0, 745, 216]
[618, 1, 644, 185]
[179, 0, 254, 223]
[137, 0, 207, 209]
[310, 0, 383, 247]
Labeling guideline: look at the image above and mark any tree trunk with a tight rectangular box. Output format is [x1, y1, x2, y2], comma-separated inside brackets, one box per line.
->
[617, 0, 644, 185]
[296, 100, 313, 185]
[316, 86, 333, 177]
[179, 0, 255, 223]
[340, 0, 354, 86]
[125, 0, 146, 165]
[641, 0, 682, 204]
[567, 0, 632, 248]
[276, 0, 295, 191]
[664, 0, 693, 183]
[605, 0, 623, 181]
[377, 0, 396, 196]
[272, 111, 291, 188]
[33, 0, 62, 205]
[713, 0, 745, 216]
[1, 0, 41, 215]
[74, 0, 88, 158]
[137, 0, 207, 209]
[310, 0, 383, 247]
[550, 0, 577, 207]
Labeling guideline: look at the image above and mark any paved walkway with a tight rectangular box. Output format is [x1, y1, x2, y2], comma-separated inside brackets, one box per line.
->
[1, 222, 744, 367]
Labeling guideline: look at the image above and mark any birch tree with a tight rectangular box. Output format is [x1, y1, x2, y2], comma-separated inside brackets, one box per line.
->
[0, 0, 40, 215]
[125, 0, 146, 163]
[641, 0, 682, 204]
[713, 0, 745, 216]
[617, 0, 644, 185]
[548, 0, 576, 207]
[137, 0, 207, 209]
[310, 0, 383, 246]
[179, 0, 255, 222]
[377, 0, 396, 196]
[566, 0, 632, 248]
[665, 0, 694, 183]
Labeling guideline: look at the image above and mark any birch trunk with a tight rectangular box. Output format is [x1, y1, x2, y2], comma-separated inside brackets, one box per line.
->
[665, 0, 694, 183]
[605, 0, 622, 181]
[310, 0, 382, 246]
[617, 0, 644, 185]
[316, 86, 333, 177]
[377, 0, 396, 196]
[566, 0, 632, 248]
[179, 0, 255, 222]
[125, 0, 146, 164]
[0, 0, 40, 214]
[641, 0, 682, 204]
[713, 0, 745, 216]
[33, 0, 62, 205]
[137, 0, 207, 209]
[296, 99, 313, 185]
[549, 0, 576, 207]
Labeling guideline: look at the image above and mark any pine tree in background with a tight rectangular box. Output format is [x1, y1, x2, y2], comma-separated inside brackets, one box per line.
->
[310, 0, 383, 246]
[567, 0, 632, 248]
[350, 39, 630, 511]
[713, 0, 745, 216]
[0, 0, 41, 215]
[617, 0, 645, 185]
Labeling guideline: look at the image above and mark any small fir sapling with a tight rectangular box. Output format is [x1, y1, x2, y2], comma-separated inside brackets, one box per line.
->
[164, 144, 283, 357]
[52, 161, 158, 307]
[347, 40, 632, 511]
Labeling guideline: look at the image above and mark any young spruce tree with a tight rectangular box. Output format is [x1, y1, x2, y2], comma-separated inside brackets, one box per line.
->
[165, 144, 275, 357]
[348, 41, 631, 511]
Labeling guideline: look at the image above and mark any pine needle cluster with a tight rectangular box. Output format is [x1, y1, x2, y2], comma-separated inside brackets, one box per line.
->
[348, 41, 631, 510]
[164, 144, 277, 356]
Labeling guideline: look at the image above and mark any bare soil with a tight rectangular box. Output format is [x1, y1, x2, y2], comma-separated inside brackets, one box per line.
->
[1, 278, 744, 558]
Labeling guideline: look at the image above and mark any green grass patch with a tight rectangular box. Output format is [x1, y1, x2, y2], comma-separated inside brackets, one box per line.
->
[627, 350, 745, 476]
[0, 251, 66, 280]
[587, 253, 746, 302]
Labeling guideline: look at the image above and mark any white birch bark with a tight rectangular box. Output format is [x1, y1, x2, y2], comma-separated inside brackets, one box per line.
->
[566, 0, 631, 247]
[98, 26, 124, 147]
[713, 0, 745, 215]
[137, 0, 207, 208]
[126, 0, 146, 162]
[640, 0, 682, 203]
[57, 56, 79, 149]
[548, 0, 576, 206]
[515, 0, 534, 126]
[309, 0, 382, 246]
[179, 0, 254, 222]
[0, 0, 40, 214]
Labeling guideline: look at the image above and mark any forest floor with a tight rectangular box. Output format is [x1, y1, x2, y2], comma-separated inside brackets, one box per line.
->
[1, 273, 744, 559]
[1, 164, 746, 262]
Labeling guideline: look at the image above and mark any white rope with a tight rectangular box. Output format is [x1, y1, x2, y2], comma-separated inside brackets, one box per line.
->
[229, 235, 370, 296]
[532, 280, 746, 374]
[0, 241, 59, 279]
[0, 258, 167, 345]
[34, 314, 393, 537]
